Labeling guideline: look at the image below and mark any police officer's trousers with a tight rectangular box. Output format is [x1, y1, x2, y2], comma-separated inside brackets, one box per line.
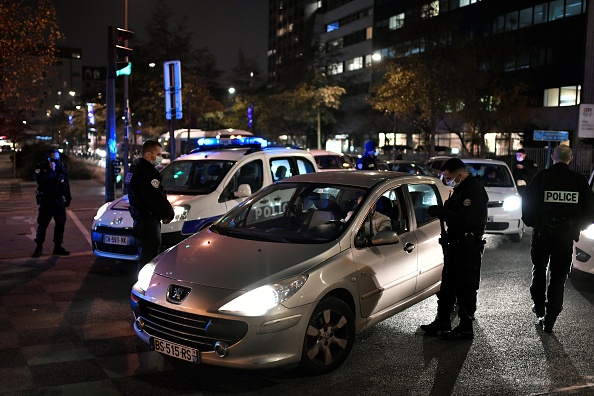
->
[436, 240, 484, 329]
[35, 197, 66, 247]
[530, 225, 574, 322]
[134, 215, 162, 273]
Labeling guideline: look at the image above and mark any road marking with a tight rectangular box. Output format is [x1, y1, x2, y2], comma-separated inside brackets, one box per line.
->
[67, 209, 92, 248]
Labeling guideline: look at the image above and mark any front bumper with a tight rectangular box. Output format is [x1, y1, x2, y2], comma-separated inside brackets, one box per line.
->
[130, 287, 313, 370]
[485, 204, 523, 235]
[92, 225, 138, 261]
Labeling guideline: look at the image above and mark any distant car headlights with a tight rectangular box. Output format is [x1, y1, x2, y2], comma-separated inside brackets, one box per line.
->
[503, 195, 522, 211]
[171, 204, 190, 223]
[219, 275, 309, 316]
[136, 262, 157, 293]
[582, 224, 594, 240]
[94, 202, 111, 220]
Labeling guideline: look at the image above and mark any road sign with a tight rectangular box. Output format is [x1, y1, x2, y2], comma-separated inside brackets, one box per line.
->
[578, 104, 594, 138]
[533, 130, 569, 141]
[164, 60, 182, 120]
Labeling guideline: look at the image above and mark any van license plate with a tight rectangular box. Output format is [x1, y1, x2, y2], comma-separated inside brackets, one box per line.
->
[151, 337, 198, 363]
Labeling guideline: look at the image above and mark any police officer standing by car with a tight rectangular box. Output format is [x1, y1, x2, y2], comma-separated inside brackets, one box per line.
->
[522, 144, 594, 333]
[356, 140, 379, 170]
[421, 158, 489, 340]
[127, 140, 174, 272]
[33, 148, 72, 257]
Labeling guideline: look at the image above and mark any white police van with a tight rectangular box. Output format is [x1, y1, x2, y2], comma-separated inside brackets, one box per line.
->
[92, 137, 318, 260]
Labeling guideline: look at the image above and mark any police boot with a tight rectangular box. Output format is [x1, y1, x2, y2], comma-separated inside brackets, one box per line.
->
[442, 319, 474, 341]
[52, 245, 70, 256]
[32, 245, 43, 258]
[420, 318, 451, 336]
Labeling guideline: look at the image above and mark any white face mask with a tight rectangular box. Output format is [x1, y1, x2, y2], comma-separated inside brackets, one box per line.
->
[151, 154, 163, 166]
[445, 173, 459, 188]
[516, 154, 524, 162]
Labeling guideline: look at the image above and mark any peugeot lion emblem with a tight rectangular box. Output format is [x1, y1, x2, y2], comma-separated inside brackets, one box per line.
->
[166, 285, 191, 304]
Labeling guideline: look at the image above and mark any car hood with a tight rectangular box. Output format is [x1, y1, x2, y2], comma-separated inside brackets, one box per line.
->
[484, 186, 517, 201]
[154, 228, 341, 291]
[109, 193, 196, 211]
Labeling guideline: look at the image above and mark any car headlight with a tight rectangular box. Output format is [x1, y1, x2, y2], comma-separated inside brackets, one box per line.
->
[136, 261, 157, 293]
[93, 202, 111, 220]
[219, 275, 308, 316]
[171, 204, 190, 223]
[582, 224, 594, 240]
[503, 195, 521, 211]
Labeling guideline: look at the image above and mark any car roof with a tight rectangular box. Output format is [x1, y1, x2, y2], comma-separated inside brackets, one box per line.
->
[309, 149, 344, 156]
[460, 158, 508, 166]
[174, 147, 313, 162]
[278, 170, 437, 188]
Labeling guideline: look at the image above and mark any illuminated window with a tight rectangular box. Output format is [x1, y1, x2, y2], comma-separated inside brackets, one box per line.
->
[328, 62, 343, 75]
[565, 0, 583, 17]
[544, 86, 581, 107]
[327, 22, 339, 32]
[422, 1, 439, 18]
[346, 57, 363, 71]
[549, 0, 564, 21]
[389, 13, 404, 30]
[366, 27, 373, 40]
[544, 88, 559, 107]
[533, 4, 547, 24]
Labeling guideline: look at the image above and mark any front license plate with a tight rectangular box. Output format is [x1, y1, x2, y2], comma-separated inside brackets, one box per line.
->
[103, 235, 128, 245]
[487, 216, 494, 222]
[151, 337, 199, 363]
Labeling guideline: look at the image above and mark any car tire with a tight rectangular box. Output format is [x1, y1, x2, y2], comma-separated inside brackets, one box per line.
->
[299, 296, 355, 375]
[509, 224, 525, 243]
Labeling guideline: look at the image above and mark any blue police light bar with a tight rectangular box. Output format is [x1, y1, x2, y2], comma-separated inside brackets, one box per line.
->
[196, 136, 268, 147]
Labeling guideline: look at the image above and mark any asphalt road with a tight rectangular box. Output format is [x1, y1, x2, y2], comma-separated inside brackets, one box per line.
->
[0, 154, 593, 395]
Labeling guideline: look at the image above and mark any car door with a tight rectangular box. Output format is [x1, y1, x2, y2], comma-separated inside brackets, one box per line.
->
[406, 183, 444, 293]
[351, 186, 419, 318]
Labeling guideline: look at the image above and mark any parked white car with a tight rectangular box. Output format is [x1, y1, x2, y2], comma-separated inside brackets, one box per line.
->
[92, 139, 318, 260]
[572, 170, 594, 276]
[461, 159, 525, 242]
[130, 171, 451, 373]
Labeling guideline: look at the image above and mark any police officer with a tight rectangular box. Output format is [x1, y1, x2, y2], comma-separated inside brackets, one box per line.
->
[33, 148, 72, 257]
[127, 140, 174, 272]
[522, 144, 594, 333]
[356, 140, 378, 170]
[513, 148, 538, 194]
[421, 158, 488, 340]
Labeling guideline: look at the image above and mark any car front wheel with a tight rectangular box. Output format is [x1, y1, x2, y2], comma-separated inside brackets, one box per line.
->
[509, 224, 525, 242]
[299, 296, 355, 374]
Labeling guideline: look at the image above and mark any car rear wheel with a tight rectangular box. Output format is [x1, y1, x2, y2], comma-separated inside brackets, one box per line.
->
[299, 296, 355, 375]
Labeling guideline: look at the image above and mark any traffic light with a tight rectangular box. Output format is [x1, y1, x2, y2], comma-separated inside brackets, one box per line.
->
[108, 26, 134, 78]
[112, 159, 123, 186]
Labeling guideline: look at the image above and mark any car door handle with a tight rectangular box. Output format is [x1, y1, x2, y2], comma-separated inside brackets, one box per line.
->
[403, 242, 415, 253]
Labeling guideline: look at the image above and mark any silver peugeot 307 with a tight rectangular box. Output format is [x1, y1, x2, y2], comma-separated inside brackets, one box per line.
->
[131, 171, 450, 374]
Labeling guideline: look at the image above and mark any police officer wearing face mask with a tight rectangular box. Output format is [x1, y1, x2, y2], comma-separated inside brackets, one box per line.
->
[32, 149, 72, 257]
[522, 144, 594, 333]
[513, 148, 537, 194]
[422, 158, 488, 340]
[127, 140, 174, 272]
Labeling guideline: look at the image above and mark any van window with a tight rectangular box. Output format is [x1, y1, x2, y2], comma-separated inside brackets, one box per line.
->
[271, 159, 292, 181]
[296, 158, 316, 174]
[220, 160, 264, 202]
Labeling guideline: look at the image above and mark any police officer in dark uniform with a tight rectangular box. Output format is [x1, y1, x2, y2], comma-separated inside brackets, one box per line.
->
[356, 140, 378, 170]
[126, 140, 174, 272]
[33, 148, 72, 257]
[421, 158, 489, 340]
[513, 148, 538, 194]
[522, 144, 594, 333]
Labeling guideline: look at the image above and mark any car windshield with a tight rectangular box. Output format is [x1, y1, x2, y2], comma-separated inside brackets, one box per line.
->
[160, 160, 235, 194]
[465, 163, 514, 188]
[212, 182, 368, 243]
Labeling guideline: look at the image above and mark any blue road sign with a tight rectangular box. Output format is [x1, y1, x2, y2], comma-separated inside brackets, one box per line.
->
[533, 130, 569, 141]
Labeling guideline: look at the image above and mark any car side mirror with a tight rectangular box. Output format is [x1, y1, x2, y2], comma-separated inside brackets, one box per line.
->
[234, 183, 252, 198]
[370, 230, 400, 246]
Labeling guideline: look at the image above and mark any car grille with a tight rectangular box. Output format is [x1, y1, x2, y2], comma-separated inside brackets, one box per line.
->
[488, 201, 504, 208]
[94, 242, 138, 255]
[138, 300, 248, 352]
[485, 222, 509, 231]
[95, 225, 133, 235]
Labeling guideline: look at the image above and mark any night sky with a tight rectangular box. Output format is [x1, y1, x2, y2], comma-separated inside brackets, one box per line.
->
[53, 0, 269, 79]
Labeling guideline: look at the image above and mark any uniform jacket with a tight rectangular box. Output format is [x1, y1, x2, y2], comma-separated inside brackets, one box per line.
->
[439, 175, 489, 239]
[34, 160, 71, 203]
[513, 158, 538, 185]
[356, 153, 378, 170]
[522, 162, 594, 239]
[127, 158, 174, 221]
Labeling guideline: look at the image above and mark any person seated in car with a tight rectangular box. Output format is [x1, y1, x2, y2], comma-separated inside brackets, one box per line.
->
[344, 196, 391, 235]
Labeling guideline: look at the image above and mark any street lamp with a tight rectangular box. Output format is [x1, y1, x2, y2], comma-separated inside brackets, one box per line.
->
[228, 87, 236, 94]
